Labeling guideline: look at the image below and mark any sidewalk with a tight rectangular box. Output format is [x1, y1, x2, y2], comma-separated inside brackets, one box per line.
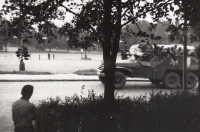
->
[0, 117, 14, 132]
[0, 74, 148, 82]
[0, 74, 99, 81]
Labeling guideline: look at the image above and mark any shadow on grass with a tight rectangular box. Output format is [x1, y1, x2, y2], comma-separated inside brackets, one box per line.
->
[74, 69, 97, 75]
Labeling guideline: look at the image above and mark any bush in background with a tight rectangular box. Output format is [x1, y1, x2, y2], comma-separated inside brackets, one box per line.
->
[35, 90, 199, 132]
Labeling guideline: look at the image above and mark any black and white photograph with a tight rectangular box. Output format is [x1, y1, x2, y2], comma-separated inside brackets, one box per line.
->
[0, 0, 199, 132]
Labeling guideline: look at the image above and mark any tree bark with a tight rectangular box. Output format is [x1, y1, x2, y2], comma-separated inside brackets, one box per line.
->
[103, 0, 121, 104]
[104, 57, 115, 103]
[102, 0, 114, 104]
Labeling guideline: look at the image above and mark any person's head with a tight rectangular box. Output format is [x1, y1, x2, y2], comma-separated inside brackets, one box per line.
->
[167, 48, 170, 52]
[21, 85, 34, 99]
[178, 47, 182, 51]
[140, 39, 145, 43]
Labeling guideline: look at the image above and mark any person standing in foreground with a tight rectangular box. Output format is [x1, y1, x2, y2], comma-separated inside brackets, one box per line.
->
[12, 85, 37, 132]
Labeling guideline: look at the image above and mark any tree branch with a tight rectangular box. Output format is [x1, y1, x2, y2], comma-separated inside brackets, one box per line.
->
[121, 0, 172, 28]
[61, 4, 79, 18]
[61, 4, 97, 33]
[111, 0, 121, 59]
[122, 8, 129, 18]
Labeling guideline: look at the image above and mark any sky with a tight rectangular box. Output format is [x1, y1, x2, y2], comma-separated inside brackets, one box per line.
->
[0, 0, 74, 27]
[0, 0, 174, 27]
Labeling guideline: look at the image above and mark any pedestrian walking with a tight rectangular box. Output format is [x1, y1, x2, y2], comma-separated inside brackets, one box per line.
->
[53, 53, 55, 60]
[48, 53, 50, 60]
[12, 85, 37, 132]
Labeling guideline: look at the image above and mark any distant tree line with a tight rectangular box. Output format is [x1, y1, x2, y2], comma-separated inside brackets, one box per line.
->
[120, 20, 181, 49]
[0, 17, 182, 53]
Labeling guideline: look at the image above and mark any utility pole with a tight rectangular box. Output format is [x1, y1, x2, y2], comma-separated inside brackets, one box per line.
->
[183, 21, 188, 132]
[183, 25, 187, 91]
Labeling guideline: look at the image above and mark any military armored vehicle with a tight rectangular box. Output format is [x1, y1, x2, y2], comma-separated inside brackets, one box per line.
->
[97, 54, 199, 89]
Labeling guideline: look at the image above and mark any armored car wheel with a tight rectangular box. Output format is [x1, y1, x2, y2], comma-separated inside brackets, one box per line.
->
[115, 71, 126, 89]
[99, 76, 105, 84]
[163, 72, 180, 89]
[149, 79, 162, 85]
[180, 72, 197, 89]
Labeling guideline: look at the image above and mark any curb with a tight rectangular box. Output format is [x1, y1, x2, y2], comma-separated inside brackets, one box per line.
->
[0, 80, 149, 82]
[0, 79, 99, 82]
[0, 79, 149, 82]
[0, 74, 149, 82]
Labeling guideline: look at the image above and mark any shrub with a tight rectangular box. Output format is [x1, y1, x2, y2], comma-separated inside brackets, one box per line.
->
[73, 69, 97, 75]
[35, 90, 199, 132]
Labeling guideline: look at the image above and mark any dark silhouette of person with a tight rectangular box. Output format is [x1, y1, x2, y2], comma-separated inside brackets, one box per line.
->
[177, 47, 183, 55]
[140, 39, 145, 43]
[48, 53, 50, 60]
[121, 46, 130, 60]
[174, 45, 178, 54]
[158, 46, 164, 54]
[153, 43, 159, 55]
[12, 85, 37, 132]
[121, 50, 127, 60]
[167, 47, 176, 61]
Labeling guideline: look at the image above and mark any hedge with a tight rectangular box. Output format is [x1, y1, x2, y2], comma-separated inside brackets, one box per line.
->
[35, 89, 199, 132]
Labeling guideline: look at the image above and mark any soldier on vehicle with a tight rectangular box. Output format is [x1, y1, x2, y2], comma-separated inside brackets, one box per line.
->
[153, 43, 159, 55]
[177, 47, 183, 55]
[121, 46, 130, 60]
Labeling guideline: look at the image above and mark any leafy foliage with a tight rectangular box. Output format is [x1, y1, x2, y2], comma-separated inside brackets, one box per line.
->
[0, 20, 12, 41]
[15, 45, 30, 61]
[164, 0, 200, 43]
[38, 21, 57, 43]
[120, 20, 173, 51]
[35, 90, 199, 132]
[1, 0, 179, 102]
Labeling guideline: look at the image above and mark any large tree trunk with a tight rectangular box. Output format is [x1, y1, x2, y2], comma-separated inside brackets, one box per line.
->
[103, 0, 121, 104]
[104, 57, 115, 103]
[102, 0, 114, 103]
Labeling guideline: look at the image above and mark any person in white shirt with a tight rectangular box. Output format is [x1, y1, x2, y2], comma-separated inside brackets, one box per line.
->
[12, 85, 37, 132]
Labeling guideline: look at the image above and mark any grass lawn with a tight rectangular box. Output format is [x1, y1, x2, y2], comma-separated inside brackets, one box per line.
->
[73, 69, 97, 75]
[0, 69, 97, 75]
[0, 71, 53, 75]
